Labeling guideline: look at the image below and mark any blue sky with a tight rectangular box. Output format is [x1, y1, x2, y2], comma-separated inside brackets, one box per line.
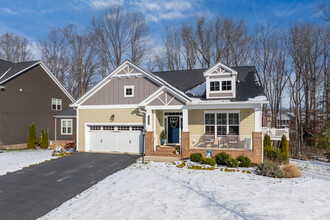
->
[0, 0, 326, 57]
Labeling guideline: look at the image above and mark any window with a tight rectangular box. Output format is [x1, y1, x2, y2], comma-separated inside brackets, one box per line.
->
[222, 81, 232, 91]
[124, 85, 134, 97]
[103, 126, 114, 130]
[118, 126, 130, 131]
[205, 112, 240, 136]
[61, 119, 72, 135]
[210, 81, 220, 91]
[90, 126, 101, 130]
[52, 98, 62, 110]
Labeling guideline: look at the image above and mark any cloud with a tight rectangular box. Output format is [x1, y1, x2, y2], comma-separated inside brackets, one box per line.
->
[1, 8, 19, 15]
[87, 0, 124, 9]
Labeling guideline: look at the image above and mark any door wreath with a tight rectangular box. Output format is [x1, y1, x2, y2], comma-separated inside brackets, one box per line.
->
[170, 117, 178, 128]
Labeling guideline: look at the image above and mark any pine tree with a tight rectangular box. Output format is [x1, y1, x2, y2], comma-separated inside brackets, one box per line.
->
[280, 134, 289, 163]
[44, 129, 49, 148]
[40, 129, 45, 148]
[263, 134, 272, 148]
[27, 123, 37, 149]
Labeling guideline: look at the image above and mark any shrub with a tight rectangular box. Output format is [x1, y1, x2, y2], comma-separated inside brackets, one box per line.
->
[263, 134, 271, 148]
[190, 153, 203, 162]
[282, 164, 301, 178]
[40, 129, 49, 149]
[160, 130, 166, 140]
[316, 125, 330, 149]
[326, 152, 330, 162]
[27, 123, 37, 149]
[237, 156, 252, 167]
[52, 148, 69, 157]
[256, 160, 284, 178]
[176, 161, 185, 168]
[201, 158, 216, 166]
[226, 158, 239, 167]
[215, 152, 231, 165]
[279, 135, 289, 163]
[264, 145, 288, 164]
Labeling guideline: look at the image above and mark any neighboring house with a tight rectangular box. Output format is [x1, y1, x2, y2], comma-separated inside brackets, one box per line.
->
[53, 107, 77, 143]
[0, 59, 74, 148]
[277, 113, 292, 128]
[71, 60, 268, 163]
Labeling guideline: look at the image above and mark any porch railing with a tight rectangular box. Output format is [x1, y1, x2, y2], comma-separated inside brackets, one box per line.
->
[262, 127, 290, 141]
[190, 135, 252, 150]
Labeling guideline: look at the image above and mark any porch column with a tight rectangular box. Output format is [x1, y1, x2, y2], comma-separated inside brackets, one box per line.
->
[254, 104, 262, 132]
[182, 109, 189, 132]
[146, 109, 153, 131]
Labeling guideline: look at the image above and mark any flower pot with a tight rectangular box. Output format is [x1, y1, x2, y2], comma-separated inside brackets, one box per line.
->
[161, 139, 166, 145]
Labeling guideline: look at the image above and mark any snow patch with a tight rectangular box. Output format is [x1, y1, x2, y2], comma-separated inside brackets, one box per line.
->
[40, 160, 330, 220]
[186, 82, 206, 97]
[253, 72, 261, 86]
[248, 95, 267, 102]
[0, 149, 57, 175]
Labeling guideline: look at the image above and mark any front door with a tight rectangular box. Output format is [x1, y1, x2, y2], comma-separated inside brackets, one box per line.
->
[168, 117, 180, 144]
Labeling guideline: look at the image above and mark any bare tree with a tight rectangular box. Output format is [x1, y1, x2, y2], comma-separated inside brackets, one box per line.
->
[91, 6, 149, 76]
[39, 28, 70, 85]
[180, 24, 196, 69]
[164, 27, 182, 71]
[0, 32, 34, 62]
[63, 25, 100, 98]
[318, 2, 330, 22]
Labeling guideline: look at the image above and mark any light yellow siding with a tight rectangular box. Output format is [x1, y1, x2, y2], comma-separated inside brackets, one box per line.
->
[78, 108, 144, 151]
[188, 109, 255, 136]
[154, 110, 163, 145]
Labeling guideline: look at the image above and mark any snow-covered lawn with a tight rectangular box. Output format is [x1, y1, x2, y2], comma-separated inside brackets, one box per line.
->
[0, 149, 57, 175]
[41, 159, 330, 220]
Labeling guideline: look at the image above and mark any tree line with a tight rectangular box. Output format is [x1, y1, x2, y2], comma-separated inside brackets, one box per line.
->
[0, 5, 329, 156]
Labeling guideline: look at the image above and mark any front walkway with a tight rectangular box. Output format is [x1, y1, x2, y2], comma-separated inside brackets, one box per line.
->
[0, 152, 140, 220]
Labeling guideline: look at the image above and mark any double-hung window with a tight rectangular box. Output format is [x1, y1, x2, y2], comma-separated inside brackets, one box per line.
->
[52, 98, 62, 110]
[222, 81, 232, 91]
[61, 119, 72, 135]
[205, 112, 240, 136]
[210, 81, 220, 91]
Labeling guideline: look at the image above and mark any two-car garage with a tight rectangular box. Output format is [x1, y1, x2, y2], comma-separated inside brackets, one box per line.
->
[86, 124, 144, 154]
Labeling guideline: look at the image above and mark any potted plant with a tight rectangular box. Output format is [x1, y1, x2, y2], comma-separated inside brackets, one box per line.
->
[156, 145, 160, 150]
[175, 148, 180, 154]
[160, 130, 166, 145]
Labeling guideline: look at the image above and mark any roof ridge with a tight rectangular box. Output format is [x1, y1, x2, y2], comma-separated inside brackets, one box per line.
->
[152, 68, 207, 74]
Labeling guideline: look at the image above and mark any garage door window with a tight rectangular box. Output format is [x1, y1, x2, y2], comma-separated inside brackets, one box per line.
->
[132, 126, 144, 131]
[90, 126, 101, 130]
[103, 126, 114, 130]
[118, 126, 130, 131]
[61, 119, 72, 135]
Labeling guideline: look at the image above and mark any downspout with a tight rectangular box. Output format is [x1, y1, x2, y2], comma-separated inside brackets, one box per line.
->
[54, 118, 57, 141]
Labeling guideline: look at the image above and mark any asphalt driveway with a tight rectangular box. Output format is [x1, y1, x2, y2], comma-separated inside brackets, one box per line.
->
[0, 152, 140, 220]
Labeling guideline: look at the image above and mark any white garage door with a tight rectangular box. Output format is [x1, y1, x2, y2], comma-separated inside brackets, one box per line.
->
[87, 125, 144, 154]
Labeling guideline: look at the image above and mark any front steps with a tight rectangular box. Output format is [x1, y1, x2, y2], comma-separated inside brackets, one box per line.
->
[154, 146, 180, 157]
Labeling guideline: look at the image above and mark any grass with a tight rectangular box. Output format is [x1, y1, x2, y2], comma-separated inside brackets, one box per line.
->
[2, 148, 30, 151]
[282, 164, 301, 178]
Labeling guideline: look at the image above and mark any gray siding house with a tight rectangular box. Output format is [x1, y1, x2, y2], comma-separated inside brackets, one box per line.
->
[0, 59, 74, 148]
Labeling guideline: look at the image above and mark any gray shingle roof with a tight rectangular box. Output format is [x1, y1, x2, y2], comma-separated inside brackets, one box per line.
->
[54, 107, 76, 117]
[152, 66, 265, 101]
[0, 59, 40, 85]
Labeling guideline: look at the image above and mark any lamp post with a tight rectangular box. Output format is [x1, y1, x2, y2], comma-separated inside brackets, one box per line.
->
[142, 129, 146, 163]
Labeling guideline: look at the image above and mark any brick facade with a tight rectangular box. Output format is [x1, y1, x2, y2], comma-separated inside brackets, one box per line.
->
[145, 131, 154, 156]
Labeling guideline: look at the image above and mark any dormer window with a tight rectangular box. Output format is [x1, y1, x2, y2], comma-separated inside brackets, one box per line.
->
[222, 81, 232, 91]
[210, 81, 220, 91]
[124, 85, 134, 97]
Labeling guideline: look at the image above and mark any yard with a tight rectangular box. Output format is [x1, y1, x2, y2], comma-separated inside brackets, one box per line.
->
[0, 149, 57, 175]
[40, 159, 330, 220]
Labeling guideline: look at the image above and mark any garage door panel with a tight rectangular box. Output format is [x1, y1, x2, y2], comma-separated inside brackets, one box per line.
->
[87, 125, 143, 154]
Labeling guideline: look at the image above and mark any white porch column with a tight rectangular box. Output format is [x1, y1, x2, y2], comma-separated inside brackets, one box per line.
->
[254, 104, 262, 132]
[146, 109, 153, 131]
[182, 109, 189, 132]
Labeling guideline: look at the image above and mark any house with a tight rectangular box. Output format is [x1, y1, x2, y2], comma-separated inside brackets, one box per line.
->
[71, 60, 268, 163]
[277, 113, 292, 128]
[0, 59, 74, 148]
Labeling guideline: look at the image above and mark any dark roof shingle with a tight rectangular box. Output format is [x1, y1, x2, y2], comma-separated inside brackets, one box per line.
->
[54, 107, 76, 117]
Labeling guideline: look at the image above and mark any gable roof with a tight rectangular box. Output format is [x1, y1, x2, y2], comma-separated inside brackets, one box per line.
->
[54, 107, 76, 118]
[72, 60, 191, 106]
[152, 66, 265, 101]
[0, 59, 75, 102]
[0, 59, 40, 84]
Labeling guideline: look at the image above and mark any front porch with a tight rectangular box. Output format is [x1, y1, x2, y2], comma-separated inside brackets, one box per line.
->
[144, 107, 263, 164]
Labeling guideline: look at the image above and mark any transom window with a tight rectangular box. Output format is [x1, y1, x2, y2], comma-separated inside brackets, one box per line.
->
[61, 119, 72, 135]
[222, 81, 232, 91]
[52, 98, 62, 110]
[124, 85, 134, 97]
[205, 112, 239, 135]
[210, 81, 220, 91]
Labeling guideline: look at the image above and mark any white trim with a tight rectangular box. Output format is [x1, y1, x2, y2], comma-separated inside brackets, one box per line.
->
[145, 105, 184, 110]
[185, 102, 263, 109]
[61, 119, 73, 135]
[77, 104, 139, 109]
[76, 108, 79, 150]
[182, 109, 189, 132]
[208, 78, 234, 94]
[0, 62, 40, 84]
[254, 104, 262, 132]
[203, 62, 238, 77]
[0, 67, 12, 81]
[124, 85, 134, 97]
[146, 109, 152, 131]
[54, 115, 76, 118]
